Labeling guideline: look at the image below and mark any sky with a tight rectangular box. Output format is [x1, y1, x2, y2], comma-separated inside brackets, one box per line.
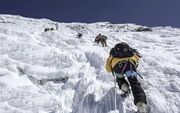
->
[0, 0, 180, 27]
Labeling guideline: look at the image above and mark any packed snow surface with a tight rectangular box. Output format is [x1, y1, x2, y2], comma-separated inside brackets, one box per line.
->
[0, 15, 180, 113]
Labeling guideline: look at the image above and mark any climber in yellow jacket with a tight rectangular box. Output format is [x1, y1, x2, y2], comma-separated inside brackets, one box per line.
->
[105, 42, 147, 113]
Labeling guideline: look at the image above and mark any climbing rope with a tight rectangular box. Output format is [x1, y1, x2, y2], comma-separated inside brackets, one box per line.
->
[110, 58, 117, 110]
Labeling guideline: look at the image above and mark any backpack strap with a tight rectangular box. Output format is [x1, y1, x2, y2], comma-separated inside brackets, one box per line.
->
[119, 59, 138, 75]
[120, 61, 128, 75]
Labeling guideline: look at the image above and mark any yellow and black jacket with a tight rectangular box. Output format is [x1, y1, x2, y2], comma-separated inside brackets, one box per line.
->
[105, 53, 141, 73]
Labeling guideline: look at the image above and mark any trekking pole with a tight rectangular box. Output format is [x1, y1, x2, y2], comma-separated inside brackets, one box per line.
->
[136, 70, 144, 79]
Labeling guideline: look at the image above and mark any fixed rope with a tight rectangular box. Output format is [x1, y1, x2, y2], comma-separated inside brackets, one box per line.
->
[110, 58, 117, 110]
[113, 71, 117, 110]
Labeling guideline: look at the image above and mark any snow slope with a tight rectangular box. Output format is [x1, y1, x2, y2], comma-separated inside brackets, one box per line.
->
[0, 14, 180, 113]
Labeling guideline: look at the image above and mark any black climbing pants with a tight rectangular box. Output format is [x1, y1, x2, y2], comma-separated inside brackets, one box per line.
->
[116, 77, 147, 105]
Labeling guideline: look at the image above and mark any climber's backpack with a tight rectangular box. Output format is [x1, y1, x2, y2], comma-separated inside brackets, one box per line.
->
[110, 42, 134, 58]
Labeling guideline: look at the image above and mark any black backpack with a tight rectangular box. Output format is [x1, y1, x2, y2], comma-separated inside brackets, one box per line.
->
[110, 42, 134, 58]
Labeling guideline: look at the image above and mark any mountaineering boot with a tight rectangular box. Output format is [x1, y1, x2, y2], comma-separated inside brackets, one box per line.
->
[136, 102, 147, 113]
[121, 83, 130, 97]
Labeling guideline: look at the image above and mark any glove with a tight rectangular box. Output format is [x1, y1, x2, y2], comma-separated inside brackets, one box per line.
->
[125, 70, 138, 78]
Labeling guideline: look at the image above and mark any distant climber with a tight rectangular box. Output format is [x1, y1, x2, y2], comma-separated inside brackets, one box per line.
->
[105, 42, 147, 113]
[55, 23, 59, 30]
[44, 27, 55, 32]
[95, 33, 107, 47]
[77, 33, 83, 39]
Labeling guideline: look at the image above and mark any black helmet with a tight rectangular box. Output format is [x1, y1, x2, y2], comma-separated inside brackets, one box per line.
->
[110, 42, 133, 58]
